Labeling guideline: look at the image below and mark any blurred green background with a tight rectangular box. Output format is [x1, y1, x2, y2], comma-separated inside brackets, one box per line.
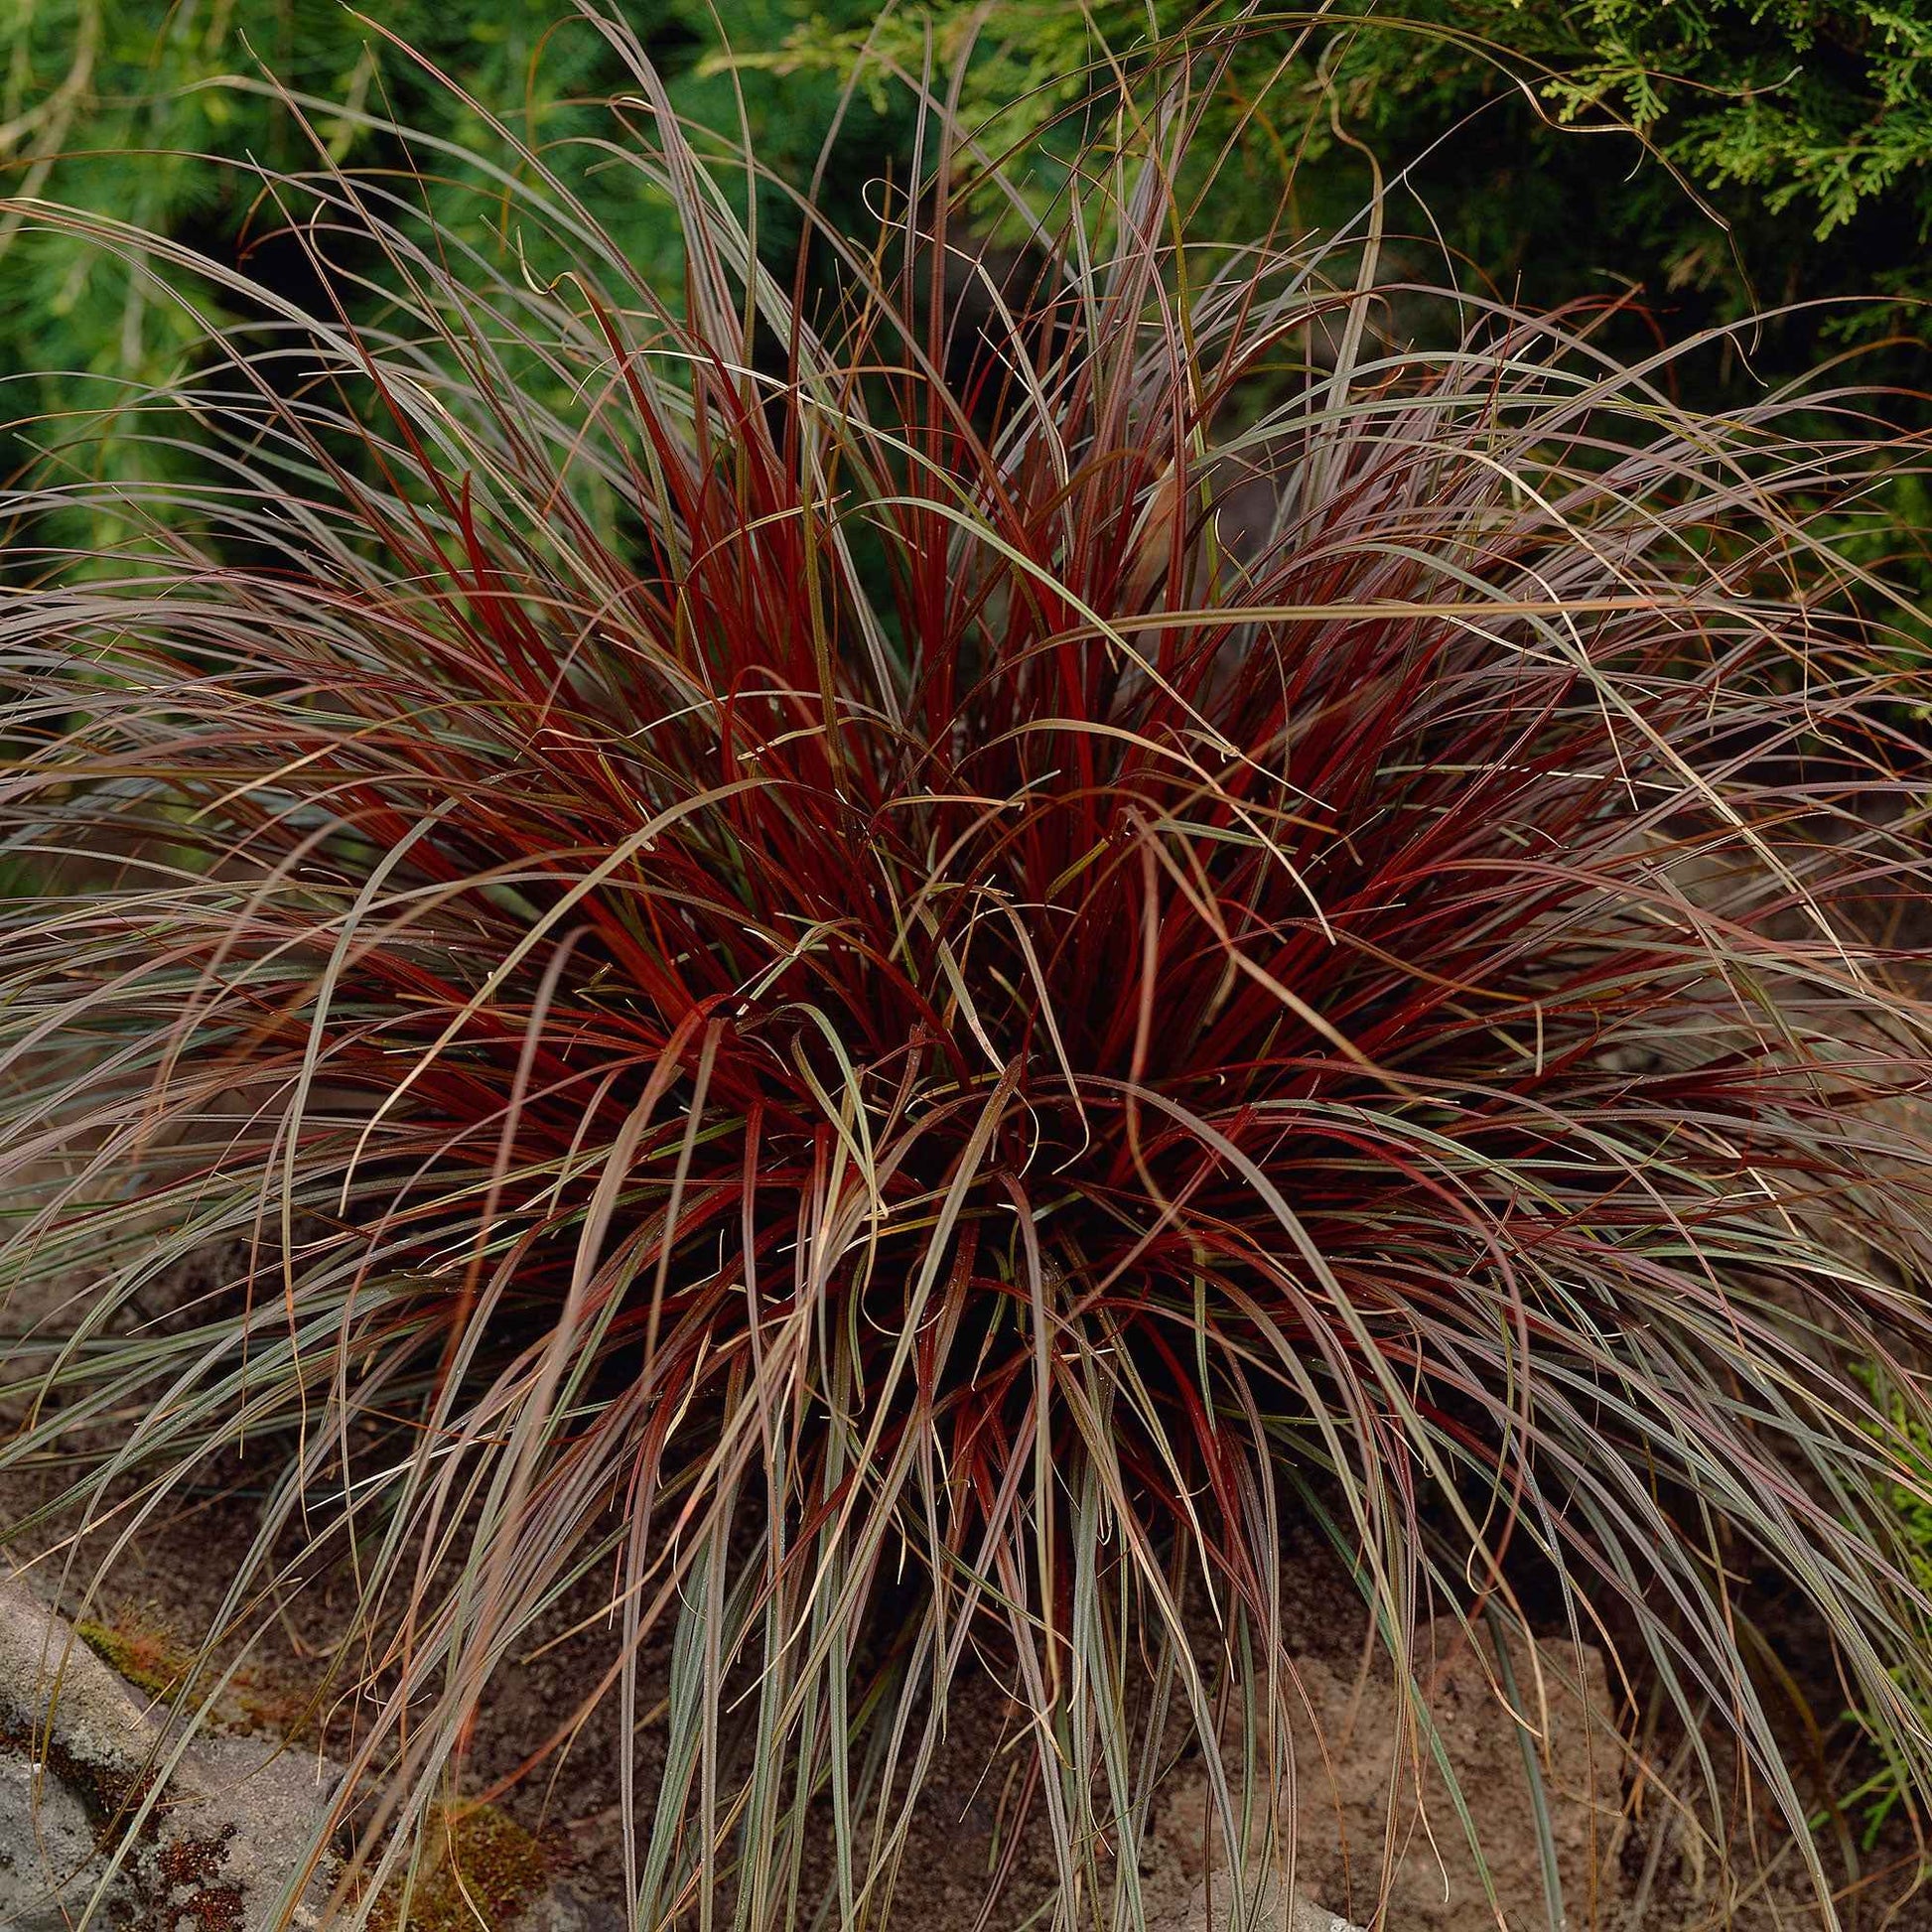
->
[3, 1, 1927, 507]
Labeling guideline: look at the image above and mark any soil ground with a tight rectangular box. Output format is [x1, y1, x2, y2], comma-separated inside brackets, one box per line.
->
[5, 1436, 1931, 1931]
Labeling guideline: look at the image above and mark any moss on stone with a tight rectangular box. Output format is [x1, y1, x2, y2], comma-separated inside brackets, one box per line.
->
[369, 1803, 550, 1932]
[70, 1607, 311, 1738]
[73, 1611, 191, 1703]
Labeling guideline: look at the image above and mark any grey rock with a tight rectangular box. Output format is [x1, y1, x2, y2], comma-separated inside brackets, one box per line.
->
[1140, 1618, 1619, 1932]
[174, 1734, 347, 1928]
[0, 1748, 145, 1931]
[1153, 1868, 1367, 1932]
[561, 1897, 630, 1932]
[0, 1571, 342, 1930]
[0, 1570, 158, 1775]
[508, 1883, 599, 1932]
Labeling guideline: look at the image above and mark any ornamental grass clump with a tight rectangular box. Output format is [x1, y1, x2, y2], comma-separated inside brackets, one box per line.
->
[3, 20, 1932, 1928]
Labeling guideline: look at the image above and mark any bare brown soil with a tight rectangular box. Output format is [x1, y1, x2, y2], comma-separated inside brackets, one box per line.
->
[7, 1434, 1931, 1932]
